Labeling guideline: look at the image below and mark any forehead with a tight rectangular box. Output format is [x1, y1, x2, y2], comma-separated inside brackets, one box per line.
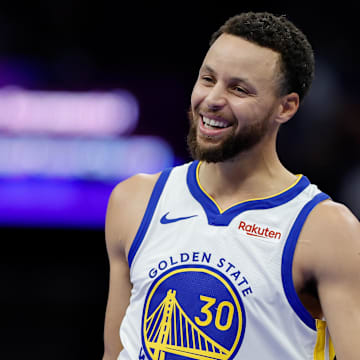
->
[202, 34, 281, 86]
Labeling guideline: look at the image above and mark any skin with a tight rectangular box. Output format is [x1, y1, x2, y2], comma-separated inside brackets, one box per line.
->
[103, 34, 360, 360]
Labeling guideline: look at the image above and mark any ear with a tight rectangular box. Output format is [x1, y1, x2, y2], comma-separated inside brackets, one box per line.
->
[275, 92, 300, 124]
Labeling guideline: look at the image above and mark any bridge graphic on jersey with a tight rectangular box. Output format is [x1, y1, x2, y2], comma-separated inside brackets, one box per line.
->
[144, 289, 231, 360]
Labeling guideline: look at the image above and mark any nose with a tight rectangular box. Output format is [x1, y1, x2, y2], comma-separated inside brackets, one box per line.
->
[204, 83, 227, 110]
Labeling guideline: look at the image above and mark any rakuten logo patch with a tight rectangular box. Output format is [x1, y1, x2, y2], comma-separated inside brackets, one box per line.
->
[238, 221, 282, 240]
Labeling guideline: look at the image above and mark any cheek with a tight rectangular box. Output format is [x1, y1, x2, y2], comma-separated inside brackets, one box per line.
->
[191, 83, 206, 110]
[232, 101, 265, 123]
[231, 103, 252, 123]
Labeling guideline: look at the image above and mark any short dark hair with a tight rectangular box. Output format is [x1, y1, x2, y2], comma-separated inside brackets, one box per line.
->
[210, 12, 314, 102]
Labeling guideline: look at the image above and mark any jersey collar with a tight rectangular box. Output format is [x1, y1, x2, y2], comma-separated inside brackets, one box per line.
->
[186, 160, 311, 226]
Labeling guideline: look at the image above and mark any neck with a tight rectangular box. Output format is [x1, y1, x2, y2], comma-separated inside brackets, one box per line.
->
[198, 138, 297, 210]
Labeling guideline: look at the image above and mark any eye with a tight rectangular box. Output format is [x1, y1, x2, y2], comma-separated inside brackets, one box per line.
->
[232, 86, 248, 94]
[201, 75, 215, 84]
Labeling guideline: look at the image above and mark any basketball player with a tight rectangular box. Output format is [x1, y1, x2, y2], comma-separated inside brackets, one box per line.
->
[103, 12, 359, 360]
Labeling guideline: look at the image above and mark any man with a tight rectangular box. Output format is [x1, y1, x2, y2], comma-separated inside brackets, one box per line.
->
[103, 12, 359, 360]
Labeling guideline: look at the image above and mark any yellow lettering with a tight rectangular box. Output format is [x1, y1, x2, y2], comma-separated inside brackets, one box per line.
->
[194, 295, 216, 327]
[215, 301, 234, 331]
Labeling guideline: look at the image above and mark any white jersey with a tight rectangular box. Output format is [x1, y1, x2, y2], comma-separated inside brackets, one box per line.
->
[118, 161, 335, 360]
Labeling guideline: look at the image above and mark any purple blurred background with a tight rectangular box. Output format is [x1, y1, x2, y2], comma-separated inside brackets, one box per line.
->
[1, 1, 359, 358]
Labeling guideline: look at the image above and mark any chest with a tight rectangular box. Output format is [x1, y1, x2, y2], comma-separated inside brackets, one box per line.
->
[131, 210, 291, 309]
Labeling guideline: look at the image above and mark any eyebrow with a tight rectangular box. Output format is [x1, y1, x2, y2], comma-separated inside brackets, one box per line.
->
[200, 64, 257, 93]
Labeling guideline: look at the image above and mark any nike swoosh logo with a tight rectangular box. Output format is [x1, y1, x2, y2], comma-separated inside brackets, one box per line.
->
[160, 212, 198, 224]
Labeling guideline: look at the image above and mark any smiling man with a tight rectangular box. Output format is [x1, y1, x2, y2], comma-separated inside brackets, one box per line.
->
[103, 12, 359, 360]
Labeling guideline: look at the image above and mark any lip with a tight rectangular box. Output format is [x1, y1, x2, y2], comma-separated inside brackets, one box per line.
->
[200, 112, 230, 123]
[198, 114, 233, 138]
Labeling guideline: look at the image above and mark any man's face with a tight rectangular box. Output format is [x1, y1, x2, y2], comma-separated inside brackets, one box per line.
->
[188, 33, 282, 162]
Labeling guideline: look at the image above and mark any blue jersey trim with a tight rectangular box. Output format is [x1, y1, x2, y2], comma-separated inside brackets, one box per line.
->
[128, 167, 172, 268]
[281, 192, 330, 331]
[187, 160, 311, 226]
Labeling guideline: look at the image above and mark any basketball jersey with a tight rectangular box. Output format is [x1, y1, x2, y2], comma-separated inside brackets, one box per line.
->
[118, 161, 335, 360]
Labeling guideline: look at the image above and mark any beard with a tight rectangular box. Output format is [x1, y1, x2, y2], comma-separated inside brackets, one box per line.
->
[186, 108, 271, 163]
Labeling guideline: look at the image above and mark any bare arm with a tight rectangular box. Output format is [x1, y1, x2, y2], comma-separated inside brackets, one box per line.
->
[102, 241, 131, 359]
[301, 201, 360, 359]
[102, 174, 159, 360]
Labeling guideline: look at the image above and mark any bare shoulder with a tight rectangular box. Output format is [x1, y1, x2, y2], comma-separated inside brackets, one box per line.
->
[297, 199, 360, 277]
[105, 172, 161, 258]
[108, 172, 160, 213]
[301, 199, 359, 246]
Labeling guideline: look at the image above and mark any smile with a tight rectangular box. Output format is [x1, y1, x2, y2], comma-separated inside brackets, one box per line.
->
[198, 114, 233, 138]
[202, 116, 230, 129]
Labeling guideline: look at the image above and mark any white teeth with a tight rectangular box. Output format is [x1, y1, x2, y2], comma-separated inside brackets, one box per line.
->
[202, 116, 228, 128]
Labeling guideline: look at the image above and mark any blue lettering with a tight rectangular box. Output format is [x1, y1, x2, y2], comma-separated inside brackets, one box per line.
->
[238, 276, 249, 286]
[242, 287, 253, 297]
[149, 268, 157, 279]
[180, 253, 190, 262]
[225, 262, 235, 272]
[170, 256, 178, 266]
[202, 252, 211, 263]
[158, 260, 168, 271]
[192, 252, 199, 262]
[217, 258, 226, 268]
[230, 270, 241, 281]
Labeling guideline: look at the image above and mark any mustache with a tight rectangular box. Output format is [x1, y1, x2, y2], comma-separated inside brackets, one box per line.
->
[188, 107, 228, 122]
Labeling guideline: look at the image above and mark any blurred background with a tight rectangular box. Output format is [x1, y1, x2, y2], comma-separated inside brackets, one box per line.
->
[0, 1, 359, 358]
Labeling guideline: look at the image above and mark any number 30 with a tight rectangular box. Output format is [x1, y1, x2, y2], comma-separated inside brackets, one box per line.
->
[194, 295, 234, 331]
